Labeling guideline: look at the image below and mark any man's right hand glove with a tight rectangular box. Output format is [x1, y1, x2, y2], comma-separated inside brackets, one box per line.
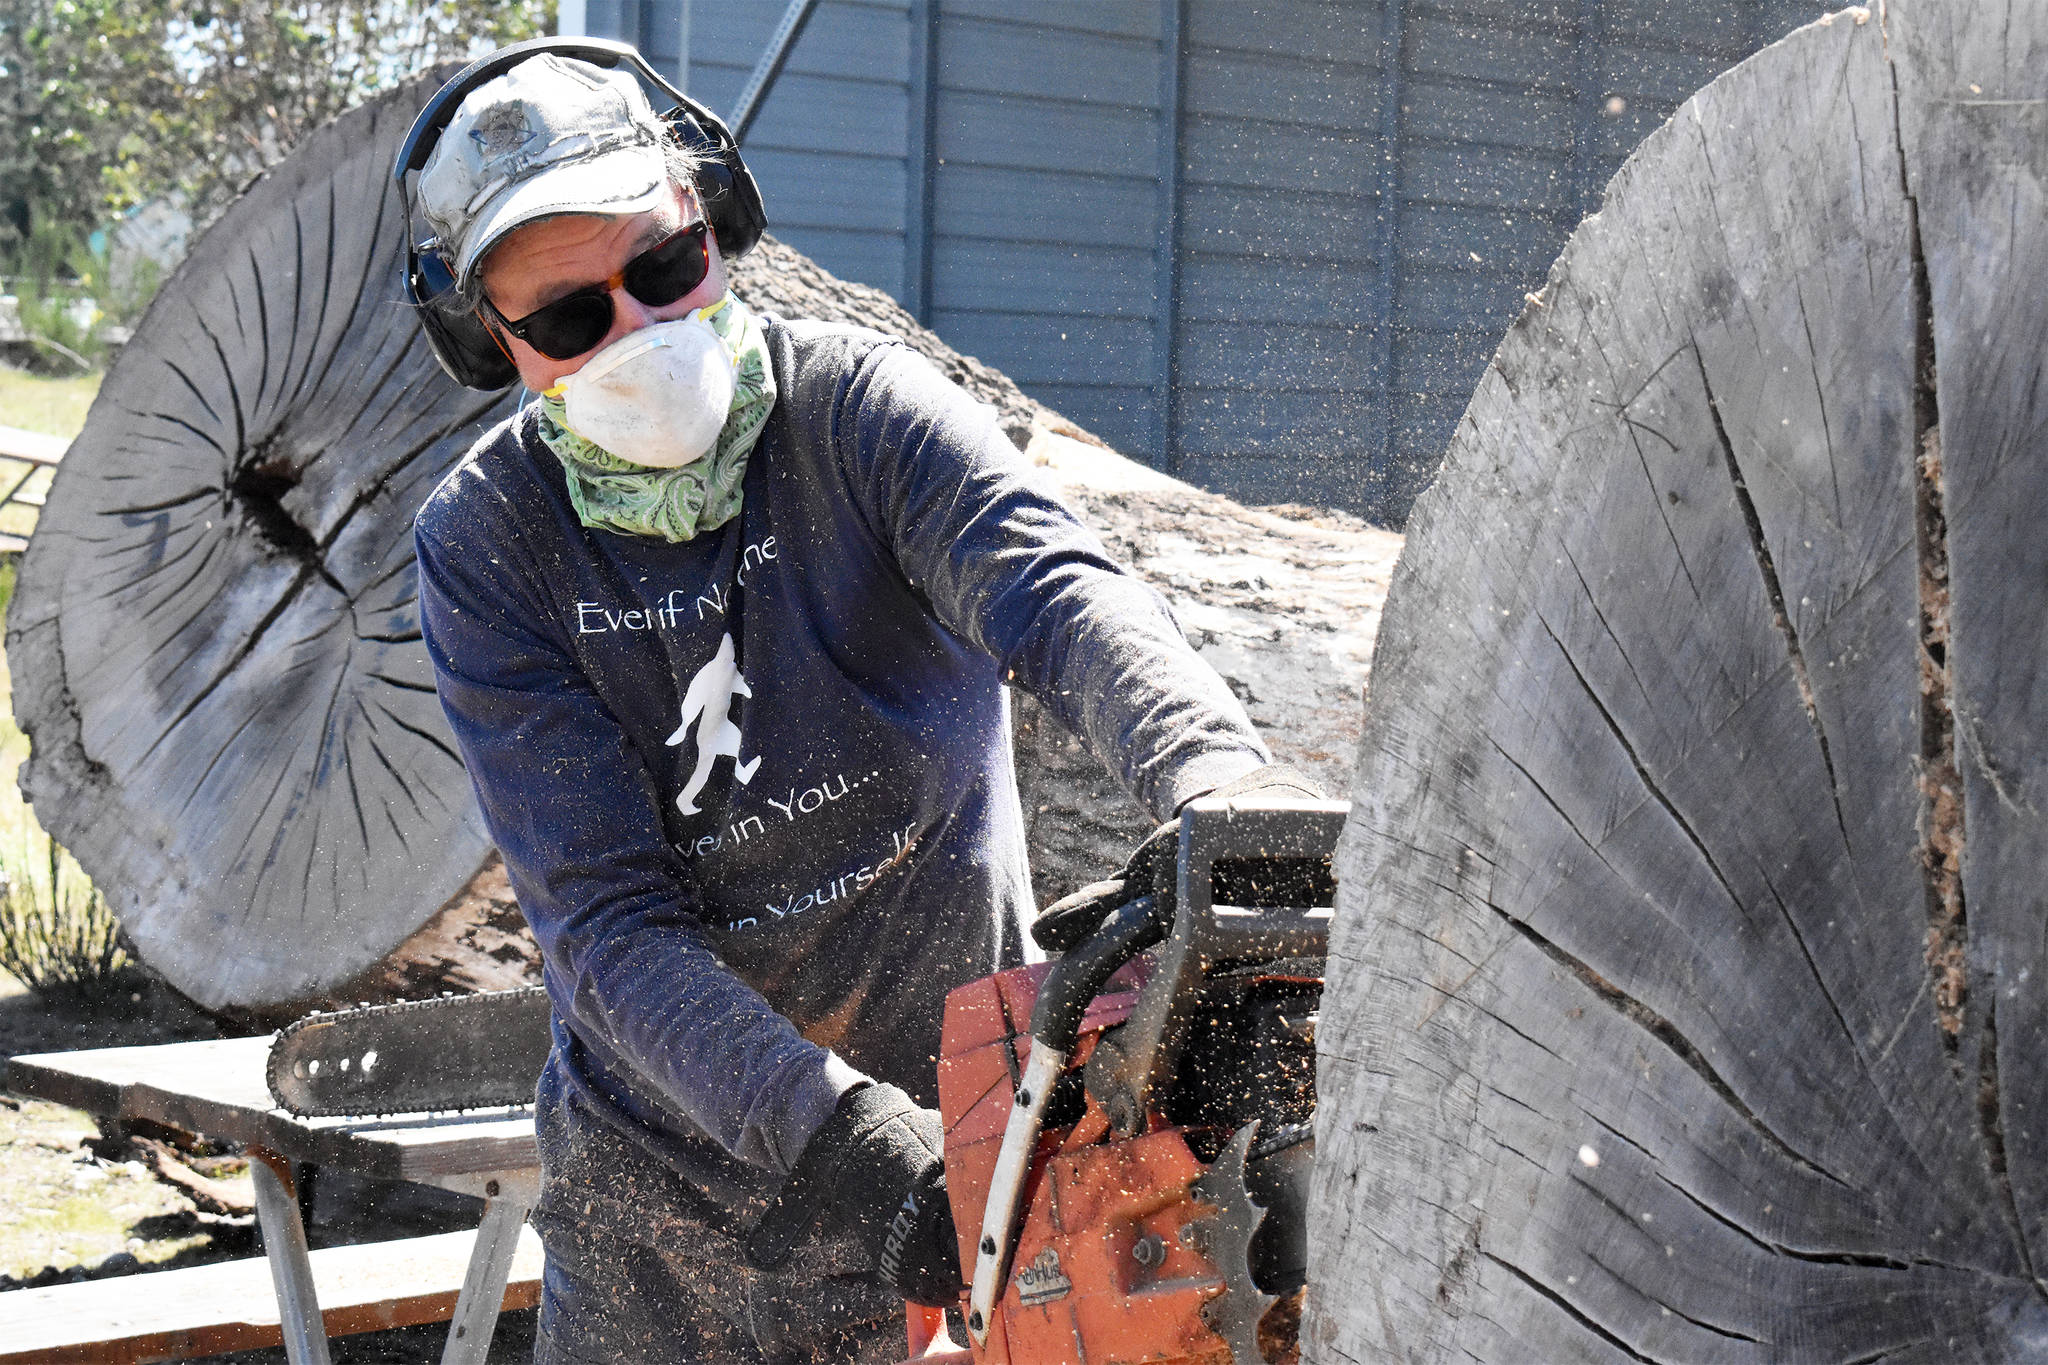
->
[743, 1082, 963, 1307]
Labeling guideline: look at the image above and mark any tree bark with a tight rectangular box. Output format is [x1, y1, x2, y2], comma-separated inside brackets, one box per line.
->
[1309, 2, 2048, 1361]
[10, 72, 1398, 1013]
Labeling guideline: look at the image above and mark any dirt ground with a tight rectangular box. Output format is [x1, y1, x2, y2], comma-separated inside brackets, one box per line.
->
[0, 973, 538, 1363]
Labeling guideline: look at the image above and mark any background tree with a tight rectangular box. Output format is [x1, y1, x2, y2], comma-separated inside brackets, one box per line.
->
[0, 0, 553, 261]
[0, 0, 187, 254]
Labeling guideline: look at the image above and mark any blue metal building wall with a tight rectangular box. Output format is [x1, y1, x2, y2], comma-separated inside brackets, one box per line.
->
[922, 2, 1172, 455]
[577, 0, 1836, 523]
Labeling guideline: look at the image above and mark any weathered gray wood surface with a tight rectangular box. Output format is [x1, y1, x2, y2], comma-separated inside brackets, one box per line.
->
[0, 1226, 544, 1364]
[1310, 2, 2048, 1361]
[8, 70, 510, 1012]
[4, 1037, 535, 1180]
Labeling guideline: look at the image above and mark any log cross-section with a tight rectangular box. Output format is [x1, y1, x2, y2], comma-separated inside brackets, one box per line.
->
[1311, 1, 2048, 1361]
[8, 69, 512, 1010]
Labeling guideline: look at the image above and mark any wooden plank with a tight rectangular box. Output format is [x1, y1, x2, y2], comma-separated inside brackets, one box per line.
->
[0, 1226, 542, 1364]
[0, 424, 68, 465]
[1016, 384, 1157, 456]
[1599, 0, 1828, 56]
[1396, 201, 1569, 275]
[1402, 77, 1578, 156]
[1177, 320, 1385, 393]
[925, 311, 1156, 387]
[689, 0, 910, 75]
[1406, 12, 1577, 90]
[721, 70, 908, 158]
[932, 166, 1160, 251]
[770, 226, 906, 301]
[1175, 387, 1387, 459]
[1389, 325, 1524, 392]
[737, 149, 907, 232]
[1399, 140, 1576, 216]
[6, 1039, 537, 1182]
[942, 0, 1156, 42]
[1182, 0, 1377, 67]
[929, 239, 1156, 319]
[1180, 48, 1382, 130]
[1175, 190, 1377, 270]
[1311, 1, 2048, 1359]
[1597, 38, 1752, 104]
[1170, 454, 1389, 514]
[1178, 115, 1379, 198]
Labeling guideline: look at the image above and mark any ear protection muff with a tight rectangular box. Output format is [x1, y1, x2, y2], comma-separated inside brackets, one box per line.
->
[393, 36, 768, 391]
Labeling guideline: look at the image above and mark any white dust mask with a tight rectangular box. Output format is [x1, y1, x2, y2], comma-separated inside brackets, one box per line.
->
[551, 307, 736, 468]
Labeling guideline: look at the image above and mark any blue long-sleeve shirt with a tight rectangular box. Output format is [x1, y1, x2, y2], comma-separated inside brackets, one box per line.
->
[414, 319, 1267, 1207]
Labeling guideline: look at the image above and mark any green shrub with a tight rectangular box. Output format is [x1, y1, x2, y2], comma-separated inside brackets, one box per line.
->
[0, 832, 132, 998]
[3, 214, 108, 373]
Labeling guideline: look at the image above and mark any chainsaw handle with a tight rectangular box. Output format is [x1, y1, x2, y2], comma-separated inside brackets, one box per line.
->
[1026, 893, 1168, 1054]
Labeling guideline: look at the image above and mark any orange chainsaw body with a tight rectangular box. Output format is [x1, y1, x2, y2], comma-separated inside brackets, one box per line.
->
[933, 958, 1234, 1365]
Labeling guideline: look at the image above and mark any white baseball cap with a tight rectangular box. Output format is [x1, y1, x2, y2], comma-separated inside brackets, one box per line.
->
[417, 53, 675, 290]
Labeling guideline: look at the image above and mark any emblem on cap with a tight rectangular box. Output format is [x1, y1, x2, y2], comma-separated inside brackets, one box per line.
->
[469, 103, 540, 159]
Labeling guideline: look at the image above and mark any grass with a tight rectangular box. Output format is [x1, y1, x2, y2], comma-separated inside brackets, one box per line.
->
[0, 365, 102, 439]
[0, 382, 129, 997]
[0, 1096, 209, 1282]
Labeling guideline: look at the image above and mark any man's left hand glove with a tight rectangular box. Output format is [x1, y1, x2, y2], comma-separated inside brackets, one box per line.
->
[744, 1082, 963, 1307]
[1031, 763, 1329, 954]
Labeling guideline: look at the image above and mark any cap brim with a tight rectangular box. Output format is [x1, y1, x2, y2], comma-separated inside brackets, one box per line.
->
[452, 143, 673, 289]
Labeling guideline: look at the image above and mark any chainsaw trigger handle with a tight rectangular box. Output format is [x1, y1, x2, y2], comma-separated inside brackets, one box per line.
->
[1027, 893, 1167, 1052]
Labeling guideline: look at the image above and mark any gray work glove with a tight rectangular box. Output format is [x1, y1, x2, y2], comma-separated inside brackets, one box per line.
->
[743, 1082, 963, 1308]
[1031, 763, 1328, 954]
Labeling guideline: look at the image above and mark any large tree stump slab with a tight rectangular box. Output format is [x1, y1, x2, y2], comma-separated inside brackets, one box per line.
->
[1310, 2, 2048, 1361]
[8, 70, 511, 1011]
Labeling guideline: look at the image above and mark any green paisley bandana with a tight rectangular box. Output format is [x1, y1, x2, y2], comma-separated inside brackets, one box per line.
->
[536, 294, 776, 542]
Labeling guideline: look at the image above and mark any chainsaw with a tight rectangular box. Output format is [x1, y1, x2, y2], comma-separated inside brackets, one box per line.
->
[919, 794, 1343, 1365]
[267, 794, 1346, 1365]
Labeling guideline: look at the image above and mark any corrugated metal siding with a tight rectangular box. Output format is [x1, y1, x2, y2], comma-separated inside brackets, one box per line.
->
[579, 0, 1837, 522]
[921, 1, 1169, 456]
[676, 1, 914, 298]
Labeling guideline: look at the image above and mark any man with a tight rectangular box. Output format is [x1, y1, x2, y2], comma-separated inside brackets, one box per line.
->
[407, 42, 1313, 1365]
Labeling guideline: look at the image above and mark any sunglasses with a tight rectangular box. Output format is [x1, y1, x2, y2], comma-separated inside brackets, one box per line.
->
[485, 219, 712, 361]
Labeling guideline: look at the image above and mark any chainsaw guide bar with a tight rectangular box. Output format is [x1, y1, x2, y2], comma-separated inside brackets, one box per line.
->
[265, 985, 553, 1117]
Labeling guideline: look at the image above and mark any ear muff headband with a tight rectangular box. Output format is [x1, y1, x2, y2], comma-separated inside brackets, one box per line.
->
[395, 36, 767, 391]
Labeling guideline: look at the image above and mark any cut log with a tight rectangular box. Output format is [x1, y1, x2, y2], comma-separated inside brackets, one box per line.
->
[1309, 2, 2048, 1362]
[12, 73, 1397, 1013]
[8, 67, 510, 1013]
